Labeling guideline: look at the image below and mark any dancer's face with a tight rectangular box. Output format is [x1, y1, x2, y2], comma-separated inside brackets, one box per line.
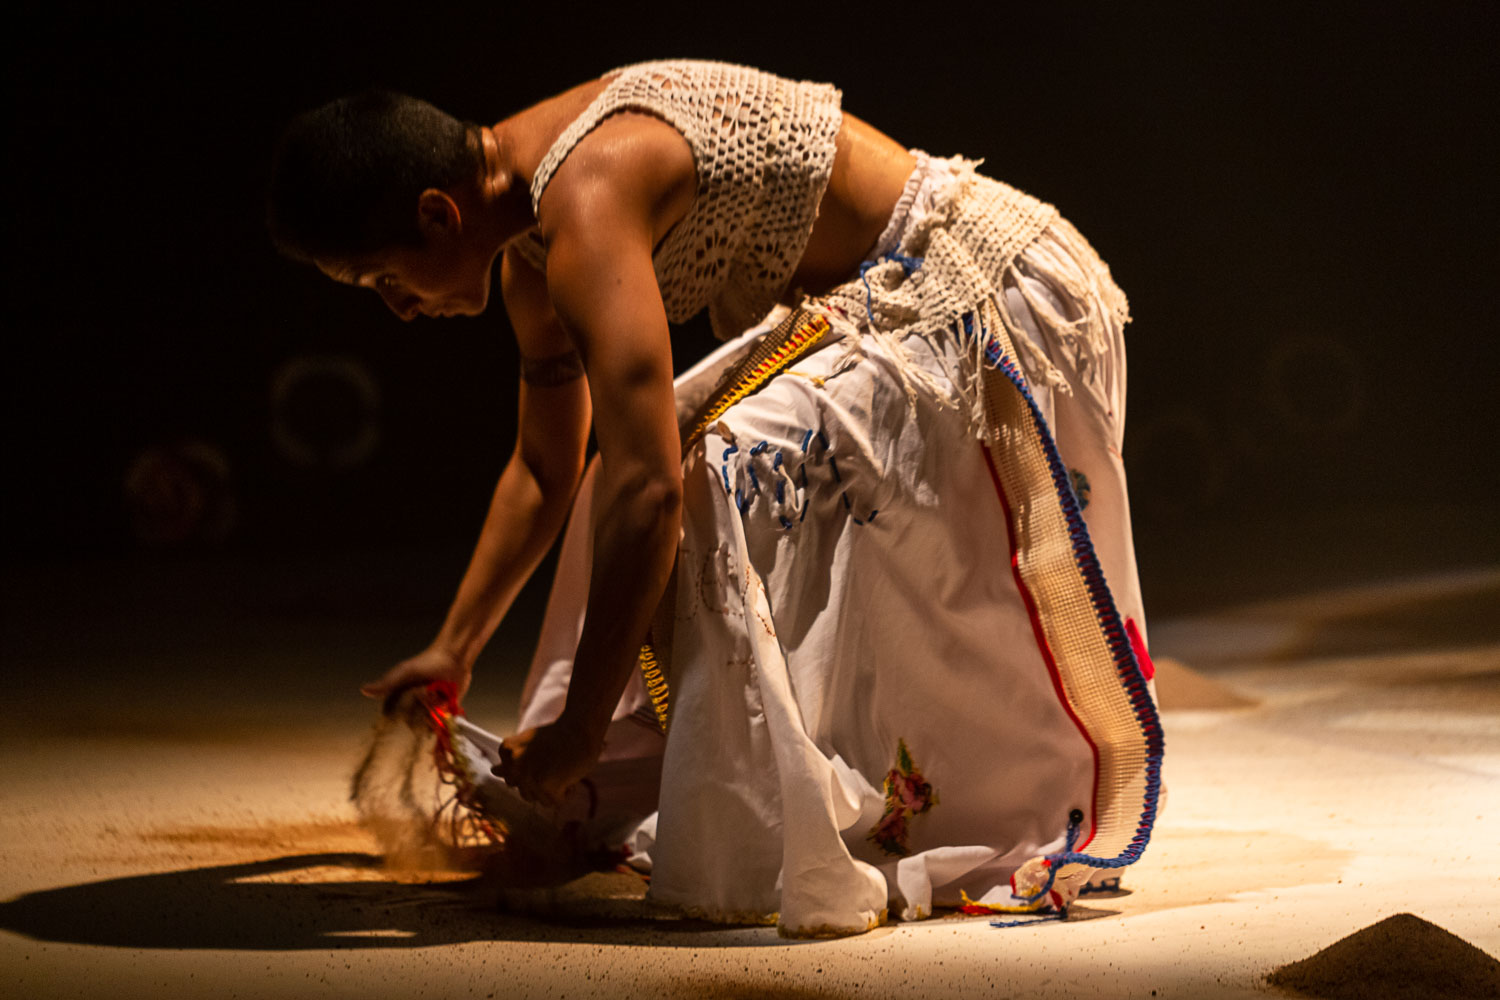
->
[317, 191, 495, 321]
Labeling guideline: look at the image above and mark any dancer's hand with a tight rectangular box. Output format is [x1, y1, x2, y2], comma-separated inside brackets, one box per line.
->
[361, 646, 471, 713]
[495, 720, 602, 808]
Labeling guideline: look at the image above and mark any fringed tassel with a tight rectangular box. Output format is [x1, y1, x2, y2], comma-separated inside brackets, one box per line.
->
[994, 289, 1070, 394]
[995, 216, 1131, 405]
[841, 251, 962, 418]
[349, 684, 503, 867]
[816, 154, 984, 421]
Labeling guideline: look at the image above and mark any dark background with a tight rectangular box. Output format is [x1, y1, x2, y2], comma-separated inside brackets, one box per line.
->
[4, 1, 1496, 628]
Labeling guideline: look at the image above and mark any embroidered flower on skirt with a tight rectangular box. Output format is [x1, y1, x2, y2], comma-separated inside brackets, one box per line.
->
[868, 738, 939, 857]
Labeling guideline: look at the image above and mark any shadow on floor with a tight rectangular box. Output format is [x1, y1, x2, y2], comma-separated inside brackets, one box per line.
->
[0, 853, 806, 951]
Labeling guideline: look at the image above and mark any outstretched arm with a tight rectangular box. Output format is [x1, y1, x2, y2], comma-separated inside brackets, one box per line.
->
[361, 245, 591, 705]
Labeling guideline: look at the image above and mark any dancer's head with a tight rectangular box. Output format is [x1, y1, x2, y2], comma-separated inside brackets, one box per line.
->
[267, 89, 481, 265]
[268, 90, 513, 319]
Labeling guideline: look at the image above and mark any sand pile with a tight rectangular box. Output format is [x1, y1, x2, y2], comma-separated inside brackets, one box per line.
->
[1153, 655, 1258, 710]
[1267, 912, 1500, 999]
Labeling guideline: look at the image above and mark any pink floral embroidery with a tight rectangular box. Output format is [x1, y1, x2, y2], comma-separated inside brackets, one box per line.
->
[871, 809, 907, 849]
[868, 738, 938, 857]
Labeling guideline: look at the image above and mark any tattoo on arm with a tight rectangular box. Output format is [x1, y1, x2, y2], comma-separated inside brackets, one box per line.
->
[520, 350, 585, 387]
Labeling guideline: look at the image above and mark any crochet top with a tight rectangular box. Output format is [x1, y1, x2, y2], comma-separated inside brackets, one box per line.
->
[523, 59, 844, 339]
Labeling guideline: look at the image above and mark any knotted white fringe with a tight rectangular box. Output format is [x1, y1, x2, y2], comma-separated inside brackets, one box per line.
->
[996, 215, 1131, 401]
[809, 154, 1130, 432]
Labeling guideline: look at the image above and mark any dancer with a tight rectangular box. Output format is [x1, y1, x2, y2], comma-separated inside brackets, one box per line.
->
[269, 59, 1161, 936]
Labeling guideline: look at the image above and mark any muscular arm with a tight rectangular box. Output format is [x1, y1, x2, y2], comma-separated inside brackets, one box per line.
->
[434, 249, 593, 666]
[542, 181, 682, 737]
[362, 246, 589, 702]
[497, 118, 692, 802]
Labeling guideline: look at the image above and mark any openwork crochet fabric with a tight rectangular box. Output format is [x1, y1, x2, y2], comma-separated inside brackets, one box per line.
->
[528, 59, 843, 339]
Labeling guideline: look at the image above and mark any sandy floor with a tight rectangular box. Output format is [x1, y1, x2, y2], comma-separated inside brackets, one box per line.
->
[2, 558, 1496, 999]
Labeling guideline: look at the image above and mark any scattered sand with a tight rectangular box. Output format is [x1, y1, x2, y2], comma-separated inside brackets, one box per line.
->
[142, 819, 366, 853]
[1267, 912, 1500, 999]
[5, 571, 1499, 998]
[1154, 655, 1259, 710]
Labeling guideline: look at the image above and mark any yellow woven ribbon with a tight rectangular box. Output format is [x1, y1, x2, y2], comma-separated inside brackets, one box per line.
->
[637, 308, 834, 733]
[680, 311, 832, 453]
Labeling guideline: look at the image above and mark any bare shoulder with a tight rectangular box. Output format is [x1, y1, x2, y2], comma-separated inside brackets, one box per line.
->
[537, 113, 696, 246]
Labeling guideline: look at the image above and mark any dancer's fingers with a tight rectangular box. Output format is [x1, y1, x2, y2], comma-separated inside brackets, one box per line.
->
[360, 664, 408, 700]
[359, 648, 467, 706]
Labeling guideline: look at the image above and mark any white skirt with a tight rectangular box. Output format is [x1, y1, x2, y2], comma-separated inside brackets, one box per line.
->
[513, 157, 1153, 936]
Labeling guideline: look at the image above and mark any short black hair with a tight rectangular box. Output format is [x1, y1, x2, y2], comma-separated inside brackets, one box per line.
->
[267, 90, 481, 264]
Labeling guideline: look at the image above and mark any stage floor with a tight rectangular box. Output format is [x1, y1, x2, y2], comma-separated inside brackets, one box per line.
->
[2, 557, 1496, 999]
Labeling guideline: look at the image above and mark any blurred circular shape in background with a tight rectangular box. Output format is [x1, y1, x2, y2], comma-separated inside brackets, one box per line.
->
[1264, 335, 1364, 440]
[270, 355, 381, 471]
[1129, 407, 1230, 517]
[123, 440, 237, 545]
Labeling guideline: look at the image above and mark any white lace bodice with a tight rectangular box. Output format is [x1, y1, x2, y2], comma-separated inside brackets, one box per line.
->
[525, 59, 843, 339]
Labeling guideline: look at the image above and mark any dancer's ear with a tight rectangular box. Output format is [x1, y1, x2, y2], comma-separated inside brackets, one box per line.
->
[416, 189, 462, 238]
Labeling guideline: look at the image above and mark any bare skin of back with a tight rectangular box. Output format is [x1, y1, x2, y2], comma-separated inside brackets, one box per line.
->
[346, 74, 916, 808]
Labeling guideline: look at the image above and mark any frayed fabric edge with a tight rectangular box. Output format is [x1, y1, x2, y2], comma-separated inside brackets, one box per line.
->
[807, 155, 1129, 428]
[997, 215, 1131, 399]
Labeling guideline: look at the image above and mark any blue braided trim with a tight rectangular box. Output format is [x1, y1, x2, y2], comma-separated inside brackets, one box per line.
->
[967, 312, 1166, 874]
[990, 909, 1068, 929]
